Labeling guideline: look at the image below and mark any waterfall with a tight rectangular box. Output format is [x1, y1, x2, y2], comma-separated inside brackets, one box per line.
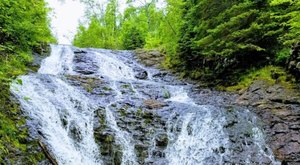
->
[11, 45, 280, 165]
[39, 45, 75, 75]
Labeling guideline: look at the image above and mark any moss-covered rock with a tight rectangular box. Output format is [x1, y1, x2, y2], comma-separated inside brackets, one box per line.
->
[0, 83, 46, 164]
[65, 75, 103, 93]
[134, 49, 165, 68]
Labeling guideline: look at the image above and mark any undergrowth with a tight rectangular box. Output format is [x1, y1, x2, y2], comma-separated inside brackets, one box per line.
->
[0, 51, 46, 164]
[224, 66, 295, 92]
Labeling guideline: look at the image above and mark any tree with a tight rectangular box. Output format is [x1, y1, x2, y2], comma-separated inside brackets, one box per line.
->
[0, 0, 55, 52]
[74, 0, 121, 49]
[126, 0, 158, 31]
[123, 26, 145, 49]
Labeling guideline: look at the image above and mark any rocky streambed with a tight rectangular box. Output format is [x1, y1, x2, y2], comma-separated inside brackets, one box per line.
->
[10, 45, 299, 164]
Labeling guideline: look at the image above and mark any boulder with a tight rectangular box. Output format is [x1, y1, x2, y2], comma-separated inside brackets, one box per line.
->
[134, 68, 148, 80]
[134, 49, 165, 67]
[143, 99, 166, 109]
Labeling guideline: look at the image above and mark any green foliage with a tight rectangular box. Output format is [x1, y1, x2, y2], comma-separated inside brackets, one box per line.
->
[0, 0, 54, 163]
[168, 0, 300, 84]
[276, 47, 290, 64]
[73, 18, 109, 48]
[0, 0, 55, 51]
[74, 0, 300, 86]
[74, 0, 121, 49]
[270, 0, 300, 45]
[225, 66, 292, 91]
[74, 0, 183, 55]
[123, 27, 145, 50]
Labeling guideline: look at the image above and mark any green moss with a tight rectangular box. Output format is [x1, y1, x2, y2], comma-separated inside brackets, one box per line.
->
[103, 87, 113, 91]
[275, 47, 290, 64]
[0, 51, 47, 163]
[121, 84, 130, 88]
[163, 89, 171, 99]
[105, 135, 114, 143]
[190, 70, 203, 80]
[0, 85, 46, 164]
[136, 108, 143, 117]
[144, 118, 152, 124]
[225, 66, 295, 92]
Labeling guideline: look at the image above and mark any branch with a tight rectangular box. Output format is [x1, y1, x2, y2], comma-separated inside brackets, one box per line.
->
[38, 140, 58, 165]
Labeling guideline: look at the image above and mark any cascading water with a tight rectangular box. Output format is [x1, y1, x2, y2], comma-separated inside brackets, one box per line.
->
[39, 45, 75, 75]
[11, 45, 280, 165]
[11, 45, 101, 164]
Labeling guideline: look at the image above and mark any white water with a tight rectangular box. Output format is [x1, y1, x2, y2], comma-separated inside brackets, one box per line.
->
[11, 45, 279, 164]
[165, 87, 229, 164]
[166, 111, 228, 165]
[93, 51, 138, 164]
[12, 45, 101, 164]
[39, 45, 75, 75]
[94, 52, 135, 80]
[11, 76, 101, 164]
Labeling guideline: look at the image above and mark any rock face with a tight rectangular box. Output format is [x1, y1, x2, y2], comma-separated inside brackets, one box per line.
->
[287, 42, 300, 81]
[236, 80, 300, 164]
[134, 49, 164, 68]
[15, 46, 289, 164]
[73, 51, 99, 75]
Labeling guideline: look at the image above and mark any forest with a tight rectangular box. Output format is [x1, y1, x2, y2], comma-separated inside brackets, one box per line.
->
[0, 0, 300, 164]
[74, 0, 300, 87]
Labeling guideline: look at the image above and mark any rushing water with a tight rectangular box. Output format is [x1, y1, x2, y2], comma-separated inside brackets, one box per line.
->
[11, 45, 280, 165]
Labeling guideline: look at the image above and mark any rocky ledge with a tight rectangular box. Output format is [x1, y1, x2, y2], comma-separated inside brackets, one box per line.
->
[134, 49, 164, 68]
[236, 80, 300, 164]
[134, 49, 300, 164]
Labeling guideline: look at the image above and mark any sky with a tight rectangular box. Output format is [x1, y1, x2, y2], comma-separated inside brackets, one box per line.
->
[46, 0, 165, 45]
[46, 0, 85, 45]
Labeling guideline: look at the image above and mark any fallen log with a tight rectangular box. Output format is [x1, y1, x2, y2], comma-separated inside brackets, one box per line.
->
[38, 140, 59, 165]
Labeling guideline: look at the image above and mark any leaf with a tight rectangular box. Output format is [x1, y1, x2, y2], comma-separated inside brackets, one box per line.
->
[23, 97, 31, 101]
[16, 79, 23, 85]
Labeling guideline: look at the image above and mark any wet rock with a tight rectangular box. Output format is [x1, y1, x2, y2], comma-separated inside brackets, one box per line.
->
[152, 150, 165, 158]
[73, 51, 99, 75]
[282, 142, 300, 155]
[135, 144, 148, 160]
[74, 63, 99, 75]
[135, 70, 148, 79]
[155, 133, 168, 148]
[73, 48, 87, 54]
[69, 124, 82, 142]
[133, 67, 148, 80]
[236, 80, 300, 163]
[143, 99, 167, 109]
[152, 72, 167, 78]
[65, 75, 103, 93]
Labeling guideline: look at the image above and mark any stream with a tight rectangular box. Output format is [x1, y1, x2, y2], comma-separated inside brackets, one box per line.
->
[11, 45, 280, 165]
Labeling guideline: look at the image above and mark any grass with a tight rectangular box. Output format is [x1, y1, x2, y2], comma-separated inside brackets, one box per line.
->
[225, 65, 295, 92]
